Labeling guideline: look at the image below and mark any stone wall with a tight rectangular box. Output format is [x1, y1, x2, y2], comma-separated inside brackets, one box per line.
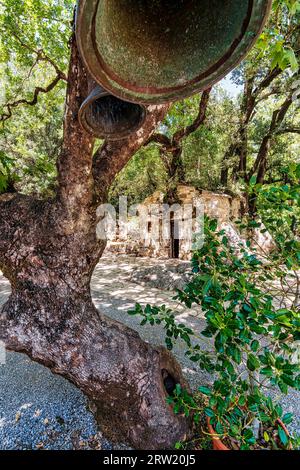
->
[104, 185, 245, 260]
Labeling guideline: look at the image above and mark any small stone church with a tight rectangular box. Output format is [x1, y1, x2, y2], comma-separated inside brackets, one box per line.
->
[105, 184, 245, 260]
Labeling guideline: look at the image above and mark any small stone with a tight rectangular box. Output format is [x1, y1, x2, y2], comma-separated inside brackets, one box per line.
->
[55, 416, 65, 425]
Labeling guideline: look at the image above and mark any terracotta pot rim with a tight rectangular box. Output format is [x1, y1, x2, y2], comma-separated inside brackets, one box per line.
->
[207, 417, 229, 451]
[207, 417, 291, 451]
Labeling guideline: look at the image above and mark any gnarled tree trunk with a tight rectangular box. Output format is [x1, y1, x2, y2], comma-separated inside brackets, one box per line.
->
[0, 35, 190, 449]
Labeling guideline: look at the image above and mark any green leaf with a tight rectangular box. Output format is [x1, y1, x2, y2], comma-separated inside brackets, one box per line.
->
[215, 421, 224, 435]
[250, 340, 259, 352]
[199, 386, 212, 396]
[127, 310, 137, 316]
[261, 367, 273, 377]
[284, 48, 299, 73]
[238, 395, 246, 407]
[247, 354, 260, 371]
[204, 407, 214, 418]
[282, 413, 293, 425]
[209, 396, 218, 408]
[281, 374, 295, 387]
[228, 424, 239, 437]
[232, 347, 242, 364]
[278, 425, 289, 447]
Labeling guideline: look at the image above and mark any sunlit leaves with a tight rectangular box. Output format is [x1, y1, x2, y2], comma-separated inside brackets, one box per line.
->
[256, 0, 300, 72]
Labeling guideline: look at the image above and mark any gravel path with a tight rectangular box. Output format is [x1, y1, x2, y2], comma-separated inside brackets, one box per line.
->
[0, 254, 299, 449]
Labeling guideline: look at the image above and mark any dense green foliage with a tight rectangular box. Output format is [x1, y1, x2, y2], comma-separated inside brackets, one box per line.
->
[129, 175, 300, 448]
[0, 0, 71, 194]
[1, 0, 299, 203]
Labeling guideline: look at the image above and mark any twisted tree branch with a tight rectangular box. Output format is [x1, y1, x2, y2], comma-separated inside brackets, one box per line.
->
[0, 73, 65, 123]
[172, 88, 212, 144]
[0, 29, 67, 123]
[9, 30, 68, 81]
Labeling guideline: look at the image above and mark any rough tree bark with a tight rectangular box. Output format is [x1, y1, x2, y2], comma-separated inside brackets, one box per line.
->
[0, 35, 191, 449]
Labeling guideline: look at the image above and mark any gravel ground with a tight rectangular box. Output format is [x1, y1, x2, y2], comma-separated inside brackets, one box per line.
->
[0, 254, 299, 449]
[0, 352, 114, 450]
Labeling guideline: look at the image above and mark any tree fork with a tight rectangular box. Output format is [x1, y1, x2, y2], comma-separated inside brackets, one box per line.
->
[0, 34, 191, 449]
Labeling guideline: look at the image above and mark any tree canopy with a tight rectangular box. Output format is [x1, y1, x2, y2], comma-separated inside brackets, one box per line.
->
[0, 0, 299, 204]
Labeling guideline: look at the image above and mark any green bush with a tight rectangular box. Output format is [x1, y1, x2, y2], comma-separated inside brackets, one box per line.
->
[128, 170, 300, 449]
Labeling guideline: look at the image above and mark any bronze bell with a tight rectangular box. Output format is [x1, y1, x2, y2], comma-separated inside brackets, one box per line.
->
[78, 85, 147, 140]
[76, 0, 272, 105]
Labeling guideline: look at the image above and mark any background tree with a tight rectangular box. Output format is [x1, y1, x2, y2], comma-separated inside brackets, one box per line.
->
[219, 2, 300, 212]
[146, 89, 211, 204]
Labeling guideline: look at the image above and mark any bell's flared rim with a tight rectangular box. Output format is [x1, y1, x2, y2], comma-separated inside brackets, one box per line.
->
[78, 85, 147, 140]
[76, 0, 272, 104]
